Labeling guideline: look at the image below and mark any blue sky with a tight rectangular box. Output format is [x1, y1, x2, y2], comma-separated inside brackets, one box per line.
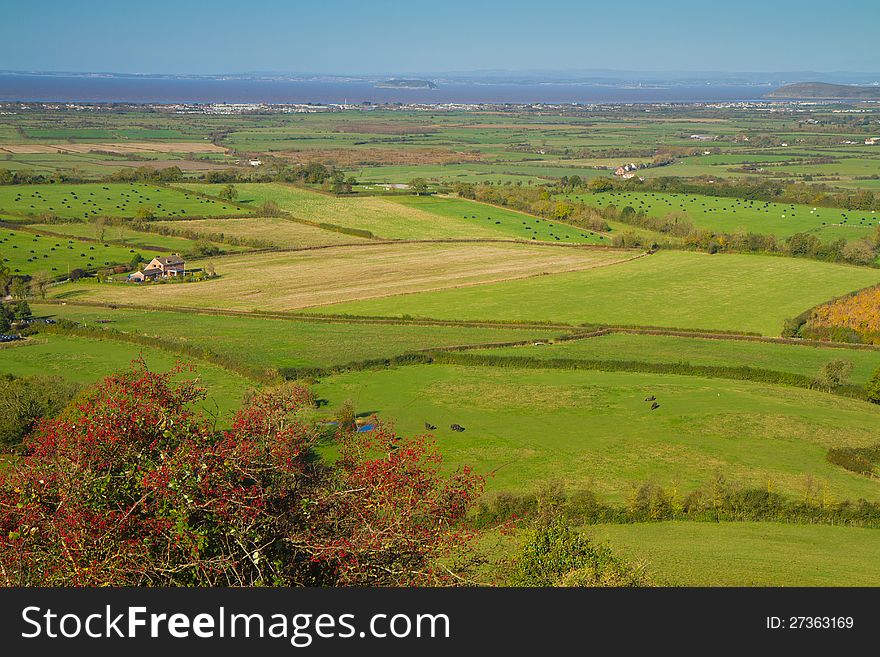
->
[3, 0, 878, 75]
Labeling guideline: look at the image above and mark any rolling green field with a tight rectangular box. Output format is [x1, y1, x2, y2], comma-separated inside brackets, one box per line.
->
[27, 222, 229, 254]
[9, 105, 880, 586]
[0, 334, 253, 417]
[152, 216, 372, 249]
[313, 363, 880, 501]
[562, 190, 880, 241]
[30, 304, 567, 372]
[307, 250, 880, 335]
[0, 183, 249, 220]
[587, 521, 880, 586]
[389, 195, 608, 244]
[179, 182, 605, 243]
[471, 332, 880, 385]
[0, 227, 160, 274]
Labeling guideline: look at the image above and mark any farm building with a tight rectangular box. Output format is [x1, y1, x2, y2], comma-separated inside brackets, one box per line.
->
[865, 137, 880, 145]
[614, 163, 639, 177]
[128, 255, 186, 282]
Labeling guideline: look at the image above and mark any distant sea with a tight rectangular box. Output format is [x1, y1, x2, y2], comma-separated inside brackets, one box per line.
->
[0, 74, 770, 104]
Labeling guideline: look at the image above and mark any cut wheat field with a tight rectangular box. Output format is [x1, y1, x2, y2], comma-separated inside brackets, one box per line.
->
[51, 242, 638, 311]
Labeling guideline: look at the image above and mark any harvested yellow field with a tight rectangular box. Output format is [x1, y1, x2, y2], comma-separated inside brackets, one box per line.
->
[53, 242, 639, 312]
[153, 217, 371, 249]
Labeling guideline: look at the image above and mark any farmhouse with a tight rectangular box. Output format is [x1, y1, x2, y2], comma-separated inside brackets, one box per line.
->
[614, 163, 639, 176]
[128, 254, 186, 282]
[865, 137, 880, 145]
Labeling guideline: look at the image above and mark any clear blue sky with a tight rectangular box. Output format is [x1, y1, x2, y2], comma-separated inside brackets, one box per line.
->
[3, 0, 878, 75]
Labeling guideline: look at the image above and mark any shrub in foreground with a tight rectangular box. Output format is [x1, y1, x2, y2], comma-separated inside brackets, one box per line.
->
[0, 363, 482, 587]
[509, 518, 649, 587]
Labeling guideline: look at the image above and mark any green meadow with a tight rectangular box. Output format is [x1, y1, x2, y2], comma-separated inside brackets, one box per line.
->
[307, 250, 880, 335]
[30, 304, 567, 372]
[313, 363, 880, 502]
[0, 183, 248, 220]
[180, 182, 605, 243]
[0, 334, 253, 417]
[472, 332, 880, 385]
[587, 521, 880, 586]
[0, 227, 160, 275]
[562, 190, 880, 241]
[27, 222, 228, 254]
[389, 195, 608, 244]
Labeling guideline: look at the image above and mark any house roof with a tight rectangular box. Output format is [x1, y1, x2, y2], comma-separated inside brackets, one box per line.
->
[154, 255, 185, 266]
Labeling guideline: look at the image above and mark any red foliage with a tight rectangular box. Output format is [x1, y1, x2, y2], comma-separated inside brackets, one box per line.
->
[0, 363, 482, 587]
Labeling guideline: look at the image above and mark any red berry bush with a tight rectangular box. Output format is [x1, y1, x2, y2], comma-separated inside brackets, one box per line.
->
[0, 363, 482, 587]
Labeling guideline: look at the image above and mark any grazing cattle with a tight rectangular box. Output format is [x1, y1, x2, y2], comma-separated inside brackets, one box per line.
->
[645, 395, 656, 401]
[651, 402, 660, 410]
[450, 423, 465, 432]
[425, 422, 437, 431]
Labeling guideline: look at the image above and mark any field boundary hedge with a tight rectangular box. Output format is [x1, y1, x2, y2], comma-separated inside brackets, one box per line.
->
[428, 351, 867, 399]
[27, 321, 277, 385]
[471, 480, 880, 530]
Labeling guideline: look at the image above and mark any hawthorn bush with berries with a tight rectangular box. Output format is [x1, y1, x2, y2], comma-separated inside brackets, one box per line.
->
[0, 363, 483, 587]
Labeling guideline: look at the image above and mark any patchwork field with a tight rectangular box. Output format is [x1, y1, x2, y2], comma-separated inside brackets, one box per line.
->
[313, 363, 880, 501]
[0, 226, 160, 274]
[306, 250, 880, 335]
[563, 190, 880, 241]
[389, 195, 608, 244]
[179, 183, 605, 243]
[0, 183, 249, 220]
[8, 105, 880, 587]
[31, 303, 568, 372]
[48, 242, 638, 311]
[472, 332, 880, 385]
[152, 216, 371, 249]
[0, 334, 252, 417]
[27, 222, 228, 254]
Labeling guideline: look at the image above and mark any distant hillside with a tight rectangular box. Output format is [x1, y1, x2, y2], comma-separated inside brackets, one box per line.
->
[766, 82, 880, 99]
[375, 79, 437, 89]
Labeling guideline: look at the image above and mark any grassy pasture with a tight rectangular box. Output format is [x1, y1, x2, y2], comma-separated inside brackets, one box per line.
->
[31, 303, 567, 373]
[0, 227, 160, 275]
[152, 216, 371, 249]
[562, 190, 880, 241]
[0, 183, 248, 220]
[179, 183, 604, 243]
[27, 222, 227, 254]
[48, 242, 637, 312]
[389, 195, 608, 244]
[0, 334, 252, 417]
[472, 332, 880, 385]
[306, 250, 880, 335]
[587, 521, 880, 586]
[313, 363, 880, 502]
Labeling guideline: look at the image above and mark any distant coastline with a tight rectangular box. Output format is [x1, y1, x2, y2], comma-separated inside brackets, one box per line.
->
[765, 81, 880, 100]
[0, 74, 771, 104]
[374, 79, 437, 89]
